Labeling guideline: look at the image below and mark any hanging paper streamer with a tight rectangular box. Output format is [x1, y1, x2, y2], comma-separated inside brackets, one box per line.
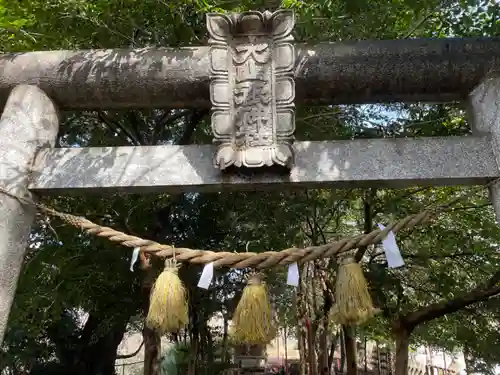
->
[287, 262, 299, 286]
[130, 247, 140, 272]
[377, 224, 404, 268]
[198, 262, 214, 289]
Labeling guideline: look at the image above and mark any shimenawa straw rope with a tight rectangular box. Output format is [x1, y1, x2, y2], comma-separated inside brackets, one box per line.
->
[0, 183, 493, 270]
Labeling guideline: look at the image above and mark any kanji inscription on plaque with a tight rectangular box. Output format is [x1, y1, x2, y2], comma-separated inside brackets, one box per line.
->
[207, 10, 296, 170]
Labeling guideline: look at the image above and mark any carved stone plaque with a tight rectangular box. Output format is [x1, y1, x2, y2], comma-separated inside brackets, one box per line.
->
[206, 10, 296, 170]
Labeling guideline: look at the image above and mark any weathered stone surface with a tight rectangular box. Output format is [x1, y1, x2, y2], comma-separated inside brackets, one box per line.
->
[0, 85, 60, 344]
[1, 38, 500, 109]
[207, 10, 296, 170]
[29, 136, 496, 195]
[468, 74, 500, 222]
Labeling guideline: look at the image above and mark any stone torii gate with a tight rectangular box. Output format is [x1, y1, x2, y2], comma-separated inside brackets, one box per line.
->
[1, 9, 500, 349]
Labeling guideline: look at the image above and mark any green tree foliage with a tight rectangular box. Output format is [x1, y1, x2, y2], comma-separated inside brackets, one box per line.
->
[1, 1, 500, 375]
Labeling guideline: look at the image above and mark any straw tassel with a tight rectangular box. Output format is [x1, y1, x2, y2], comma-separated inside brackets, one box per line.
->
[231, 273, 276, 345]
[146, 257, 189, 334]
[332, 255, 378, 326]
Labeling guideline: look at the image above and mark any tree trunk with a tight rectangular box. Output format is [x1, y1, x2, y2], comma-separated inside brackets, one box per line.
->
[327, 331, 340, 373]
[340, 331, 346, 373]
[463, 346, 472, 375]
[316, 276, 334, 375]
[364, 337, 368, 373]
[46, 310, 130, 375]
[221, 313, 229, 361]
[306, 319, 317, 375]
[425, 346, 432, 375]
[142, 265, 161, 375]
[298, 325, 307, 375]
[284, 325, 289, 375]
[376, 341, 381, 375]
[343, 326, 357, 375]
[296, 288, 307, 375]
[317, 320, 329, 375]
[75, 316, 129, 375]
[203, 320, 214, 366]
[187, 339, 198, 375]
[393, 325, 412, 375]
[187, 293, 199, 375]
[143, 326, 161, 375]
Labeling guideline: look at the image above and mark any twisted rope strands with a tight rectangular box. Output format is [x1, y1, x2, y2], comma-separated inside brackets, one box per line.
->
[39, 200, 444, 269]
[0, 182, 493, 270]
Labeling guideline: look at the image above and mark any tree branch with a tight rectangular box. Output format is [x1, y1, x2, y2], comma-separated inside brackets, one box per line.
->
[125, 111, 147, 144]
[370, 250, 497, 263]
[304, 215, 316, 243]
[116, 340, 144, 359]
[402, 12, 436, 39]
[156, 109, 191, 128]
[355, 189, 376, 262]
[449, 203, 492, 212]
[177, 109, 208, 145]
[97, 111, 141, 146]
[403, 270, 500, 328]
[153, 109, 191, 144]
[320, 200, 344, 232]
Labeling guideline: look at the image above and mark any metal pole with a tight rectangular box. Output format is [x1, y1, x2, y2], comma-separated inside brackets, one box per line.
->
[0, 85, 60, 343]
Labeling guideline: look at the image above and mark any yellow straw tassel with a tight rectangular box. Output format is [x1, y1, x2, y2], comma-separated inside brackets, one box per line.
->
[146, 258, 189, 334]
[231, 273, 276, 345]
[333, 256, 378, 326]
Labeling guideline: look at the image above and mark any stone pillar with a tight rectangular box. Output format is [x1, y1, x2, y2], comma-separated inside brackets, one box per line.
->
[468, 74, 500, 223]
[0, 85, 60, 343]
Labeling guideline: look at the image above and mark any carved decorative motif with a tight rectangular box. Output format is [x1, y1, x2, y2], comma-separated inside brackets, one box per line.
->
[206, 10, 296, 170]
